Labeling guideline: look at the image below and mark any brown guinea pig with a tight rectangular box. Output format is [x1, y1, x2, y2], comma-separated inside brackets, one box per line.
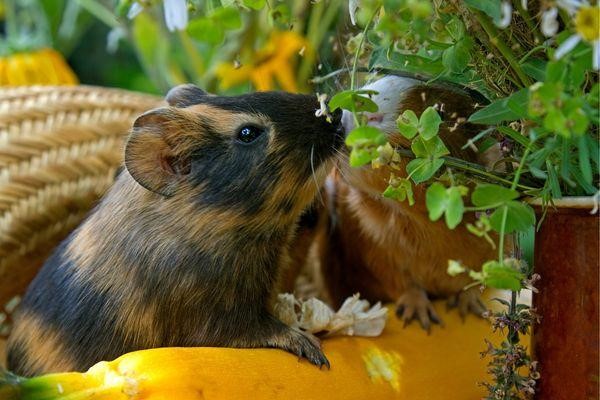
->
[7, 84, 344, 376]
[317, 76, 498, 332]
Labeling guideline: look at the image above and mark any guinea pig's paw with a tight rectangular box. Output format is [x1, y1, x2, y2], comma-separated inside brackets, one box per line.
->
[272, 326, 330, 369]
[395, 287, 443, 334]
[446, 287, 487, 320]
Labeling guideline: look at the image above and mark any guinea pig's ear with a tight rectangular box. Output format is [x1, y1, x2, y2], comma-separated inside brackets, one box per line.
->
[165, 84, 208, 107]
[125, 108, 192, 197]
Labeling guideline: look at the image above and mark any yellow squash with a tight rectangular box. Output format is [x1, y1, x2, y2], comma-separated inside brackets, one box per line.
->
[0, 299, 515, 400]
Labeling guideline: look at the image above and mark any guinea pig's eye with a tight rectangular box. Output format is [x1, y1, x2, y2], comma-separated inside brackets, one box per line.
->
[237, 125, 264, 144]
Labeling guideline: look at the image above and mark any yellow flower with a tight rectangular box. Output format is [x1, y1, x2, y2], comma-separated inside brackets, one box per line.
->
[554, 5, 600, 70]
[216, 31, 307, 92]
[574, 6, 599, 42]
[0, 48, 78, 86]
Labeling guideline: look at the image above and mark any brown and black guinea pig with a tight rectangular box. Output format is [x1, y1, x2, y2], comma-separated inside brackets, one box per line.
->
[315, 76, 498, 332]
[7, 84, 344, 376]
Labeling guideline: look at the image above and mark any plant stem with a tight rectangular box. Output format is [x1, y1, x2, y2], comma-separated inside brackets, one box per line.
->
[497, 206, 508, 262]
[297, 1, 324, 88]
[393, 149, 538, 191]
[350, 8, 379, 91]
[177, 31, 205, 81]
[75, 0, 120, 29]
[473, 10, 532, 88]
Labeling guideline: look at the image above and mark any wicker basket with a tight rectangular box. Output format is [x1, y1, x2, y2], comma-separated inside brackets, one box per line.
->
[0, 86, 162, 335]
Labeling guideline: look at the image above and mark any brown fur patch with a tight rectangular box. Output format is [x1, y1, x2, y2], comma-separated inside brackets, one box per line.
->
[8, 312, 76, 374]
[317, 82, 497, 308]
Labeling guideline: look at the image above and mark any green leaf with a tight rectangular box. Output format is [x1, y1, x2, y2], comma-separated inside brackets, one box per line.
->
[349, 148, 376, 167]
[464, 0, 501, 21]
[329, 91, 378, 113]
[210, 7, 243, 30]
[419, 107, 442, 140]
[411, 136, 449, 158]
[496, 126, 531, 148]
[468, 89, 529, 125]
[397, 110, 419, 139]
[546, 160, 563, 198]
[426, 182, 447, 221]
[370, 50, 445, 77]
[383, 179, 414, 205]
[577, 135, 593, 185]
[521, 58, 547, 81]
[345, 126, 387, 147]
[353, 95, 379, 113]
[471, 184, 519, 207]
[329, 91, 354, 111]
[187, 18, 225, 44]
[546, 60, 567, 83]
[426, 183, 464, 228]
[445, 187, 465, 229]
[482, 260, 524, 291]
[406, 158, 444, 184]
[442, 37, 472, 74]
[568, 108, 589, 136]
[242, 0, 266, 10]
[543, 108, 570, 137]
[490, 202, 536, 233]
[270, 3, 291, 24]
[445, 17, 466, 41]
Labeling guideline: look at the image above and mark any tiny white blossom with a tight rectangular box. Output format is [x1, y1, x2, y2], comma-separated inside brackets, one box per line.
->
[593, 40, 600, 70]
[554, 34, 582, 59]
[496, 1, 513, 29]
[541, 8, 559, 37]
[127, 1, 143, 19]
[349, 0, 360, 26]
[163, 0, 188, 32]
[557, 0, 588, 15]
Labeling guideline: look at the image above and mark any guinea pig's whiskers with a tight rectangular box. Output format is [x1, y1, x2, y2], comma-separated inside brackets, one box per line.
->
[310, 144, 325, 206]
[331, 150, 355, 184]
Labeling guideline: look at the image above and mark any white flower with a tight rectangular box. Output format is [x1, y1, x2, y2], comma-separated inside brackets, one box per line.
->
[541, 7, 559, 37]
[553, 5, 600, 70]
[593, 40, 600, 70]
[127, 1, 143, 19]
[557, 0, 588, 15]
[127, 0, 188, 32]
[163, 0, 188, 32]
[554, 34, 582, 59]
[349, 0, 360, 26]
[496, 1, 513, 29]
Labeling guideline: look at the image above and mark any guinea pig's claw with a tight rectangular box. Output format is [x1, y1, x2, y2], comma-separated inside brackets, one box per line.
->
[395, 287, 444, 333]
[447, 288, 488, 320]
[273, 325, 330, 369]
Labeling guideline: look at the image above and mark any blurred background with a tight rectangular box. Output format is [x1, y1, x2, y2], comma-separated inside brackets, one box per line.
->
[0, 0, 352, 95]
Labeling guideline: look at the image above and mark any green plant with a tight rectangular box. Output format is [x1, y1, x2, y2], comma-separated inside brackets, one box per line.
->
[328, 1, 598, 398]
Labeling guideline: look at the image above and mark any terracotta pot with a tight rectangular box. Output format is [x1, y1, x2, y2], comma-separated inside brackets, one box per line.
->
[531, 197, 599, 400]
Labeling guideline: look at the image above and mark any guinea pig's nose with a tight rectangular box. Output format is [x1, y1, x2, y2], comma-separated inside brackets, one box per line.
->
[329, 108, 345, 137]
[330, 107, 343, 126]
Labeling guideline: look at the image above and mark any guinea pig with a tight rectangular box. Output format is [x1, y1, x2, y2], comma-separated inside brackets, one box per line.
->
[7, 84, 344, 376]
[317, 76, 497, 332]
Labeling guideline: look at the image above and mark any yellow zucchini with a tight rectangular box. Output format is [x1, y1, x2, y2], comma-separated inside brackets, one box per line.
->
[1, 303, 511, 400]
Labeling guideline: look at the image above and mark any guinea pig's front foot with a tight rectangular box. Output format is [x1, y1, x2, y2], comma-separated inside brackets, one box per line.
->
[259, 317, 330, 369]
[446, 287, 487, 320]
[395, 287, 443, 333]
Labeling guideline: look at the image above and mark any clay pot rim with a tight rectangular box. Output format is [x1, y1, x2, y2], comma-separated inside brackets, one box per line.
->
[527, 196, 597, 209]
